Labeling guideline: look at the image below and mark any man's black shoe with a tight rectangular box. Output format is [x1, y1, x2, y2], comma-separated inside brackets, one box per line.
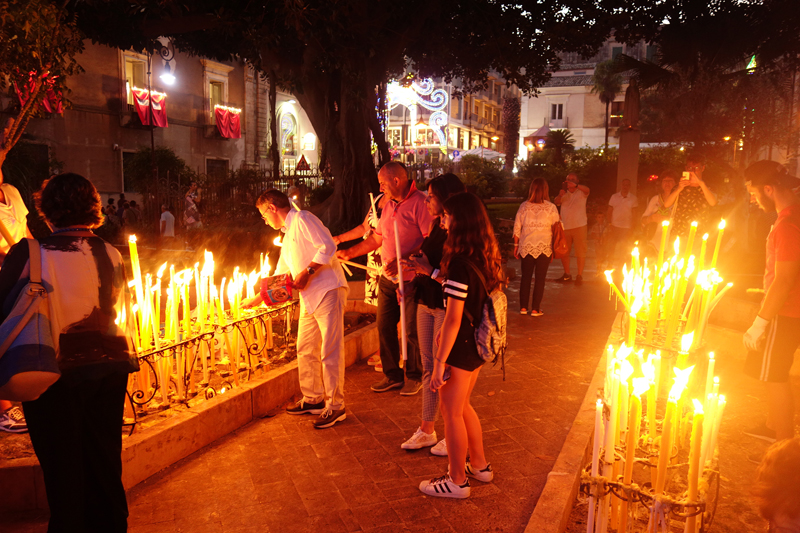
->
[371, 377, 404, 392]
[554, 274, 572, 282]
[286, 399, 325, 415]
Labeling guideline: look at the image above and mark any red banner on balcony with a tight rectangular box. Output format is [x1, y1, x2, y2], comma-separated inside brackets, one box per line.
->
[214, 105, 241, 138]
[14, 70, 64, 114]
[132, 87, 168, 127]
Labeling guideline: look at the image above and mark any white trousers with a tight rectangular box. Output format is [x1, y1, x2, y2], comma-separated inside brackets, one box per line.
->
[297, 287, 347, 410]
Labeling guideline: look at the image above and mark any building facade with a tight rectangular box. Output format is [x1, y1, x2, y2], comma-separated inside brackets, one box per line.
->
[519, 39, 655, 155]
[385, 75, 520, 164]
[1, 40, 320, 197]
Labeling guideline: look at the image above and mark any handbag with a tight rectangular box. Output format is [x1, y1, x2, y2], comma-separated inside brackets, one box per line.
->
[0, 239, 60, 401]
[552, 221, 569, 258]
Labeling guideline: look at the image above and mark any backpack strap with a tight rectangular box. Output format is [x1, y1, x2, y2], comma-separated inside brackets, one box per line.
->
[0, 239, 44, 359]
[27, 239, 42, 284]
[458, 258, 490, 327]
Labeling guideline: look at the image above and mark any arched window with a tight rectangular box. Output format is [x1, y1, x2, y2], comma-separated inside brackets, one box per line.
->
[280, 112, 297, 156]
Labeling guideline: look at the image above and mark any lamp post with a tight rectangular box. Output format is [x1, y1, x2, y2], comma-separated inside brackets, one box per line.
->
[147, 40, 176, 186]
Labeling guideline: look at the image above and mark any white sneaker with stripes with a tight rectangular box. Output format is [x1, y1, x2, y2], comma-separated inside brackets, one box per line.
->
[465, 461, 494, 482]
[419, 474, 470, 499]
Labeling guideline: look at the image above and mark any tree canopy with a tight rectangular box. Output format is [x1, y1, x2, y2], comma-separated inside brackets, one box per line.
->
[68, 0, 615, 227]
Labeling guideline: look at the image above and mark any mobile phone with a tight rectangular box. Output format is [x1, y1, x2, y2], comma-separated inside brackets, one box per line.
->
[681, 171, 691, 181]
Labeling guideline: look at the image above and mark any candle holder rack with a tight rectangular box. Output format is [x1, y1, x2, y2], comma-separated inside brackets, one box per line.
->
[123, 300, 298, 435]
[580, 441, 720, 533]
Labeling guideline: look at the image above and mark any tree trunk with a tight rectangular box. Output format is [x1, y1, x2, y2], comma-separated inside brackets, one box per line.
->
[369, 83, 391, 167]
[267, 70, 280, 176]
[604, 100, 610, 153]
[294, 71, 378, 231]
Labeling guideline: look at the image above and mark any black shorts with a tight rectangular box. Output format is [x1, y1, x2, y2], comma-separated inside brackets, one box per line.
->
[744, 315, 800, 383]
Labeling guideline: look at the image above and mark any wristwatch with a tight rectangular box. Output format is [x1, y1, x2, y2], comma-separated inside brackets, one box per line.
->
[306, 266, 316, 276]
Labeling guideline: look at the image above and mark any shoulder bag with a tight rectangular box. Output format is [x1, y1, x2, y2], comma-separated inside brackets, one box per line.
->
[0, 239, 60, 401]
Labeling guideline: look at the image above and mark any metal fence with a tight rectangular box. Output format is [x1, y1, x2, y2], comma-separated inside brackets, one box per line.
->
[139, 169, 331, 235]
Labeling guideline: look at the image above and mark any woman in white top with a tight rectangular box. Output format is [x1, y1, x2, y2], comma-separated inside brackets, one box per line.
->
[513, 178, 561, 316]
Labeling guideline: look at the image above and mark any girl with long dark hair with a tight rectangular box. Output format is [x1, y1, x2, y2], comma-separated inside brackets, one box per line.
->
[418, 192, 503, 498]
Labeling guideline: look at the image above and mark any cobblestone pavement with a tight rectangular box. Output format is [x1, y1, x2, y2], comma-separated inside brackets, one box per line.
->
[7, 260, 616, 533]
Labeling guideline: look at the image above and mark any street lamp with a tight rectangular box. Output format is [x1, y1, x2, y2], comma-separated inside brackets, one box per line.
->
[148, 39, 176, 184]
[160, 63, 176, 85]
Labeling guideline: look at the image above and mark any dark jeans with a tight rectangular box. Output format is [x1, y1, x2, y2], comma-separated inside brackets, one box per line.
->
[377, 275, 422, 383]
[23, 372, 130, 533]
[520, 253, 551, 311]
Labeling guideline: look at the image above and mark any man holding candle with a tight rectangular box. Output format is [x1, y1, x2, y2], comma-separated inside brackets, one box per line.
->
[743, 163, 800, 445]
[253, 189, 349, 429]
[553, 173, 589, 284]
[336, 162, 434, 396]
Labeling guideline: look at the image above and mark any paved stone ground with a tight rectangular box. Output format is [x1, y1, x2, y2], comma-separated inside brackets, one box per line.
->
[6, 258, 616, 533]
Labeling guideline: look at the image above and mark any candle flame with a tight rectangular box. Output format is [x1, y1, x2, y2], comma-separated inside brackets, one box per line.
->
[596, 398, 603, 408]
[702, 233, 709, 241]
[709, 352, 715, 361]
[662, 220, 670, 227]
[157, 262, 167, 278]
[669, 365, 695, 401]
[630, 298, 643, 316]
[681, 331, 695, 352]
[620, 359, 635, 383]
[718, 394, 726, 403]
[129, 234, 137, 243]
[604, 270, 614, 284]
[641, 356, 656, 382]
[273, 237, 283, 247]
[713, 376, 719, 385]
[719, 219, 726, 230]
[691, 221, 698, 228]
[673, 237, 680, 256]
[692, 399, 704, 414]
[632, 377, 650, 397]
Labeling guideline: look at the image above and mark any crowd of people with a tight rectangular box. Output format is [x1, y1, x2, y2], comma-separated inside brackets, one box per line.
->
[2, 154, 800, 530]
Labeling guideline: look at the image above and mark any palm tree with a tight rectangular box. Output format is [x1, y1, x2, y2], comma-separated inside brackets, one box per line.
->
[591, 60, 623, 153]
[544, 129, 575, 166]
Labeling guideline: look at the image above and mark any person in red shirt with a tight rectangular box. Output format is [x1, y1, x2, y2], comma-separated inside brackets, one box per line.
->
[744, 161, 800, 447]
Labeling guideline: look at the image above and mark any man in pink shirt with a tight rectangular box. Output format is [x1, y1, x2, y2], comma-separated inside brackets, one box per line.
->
[337, 162, 434, 395]
[744, 161, 800, 451]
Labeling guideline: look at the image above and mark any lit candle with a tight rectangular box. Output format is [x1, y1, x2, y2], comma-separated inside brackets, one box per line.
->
[619, 378, 648, 533]
[394, 220, 407, 364]
[708, 395, 726, 463]
[685, 400, 705, 533]
[605, 270, 630, 311]
[710, 220, 726, 269]
[697, 233, 709, 272]
[598, 371, 620, 533]
[587, 398, 603, 533]
[628, 299, 643, 348]
[655, 394, 676, 496]
[704, 353, 715, 402]
[684, 221, 698, 260]
[700, 392, 717, 468]
[656, 220, 669, 271]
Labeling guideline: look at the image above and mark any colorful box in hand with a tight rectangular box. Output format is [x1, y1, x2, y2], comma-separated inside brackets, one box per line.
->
[260, 274, 293, 306]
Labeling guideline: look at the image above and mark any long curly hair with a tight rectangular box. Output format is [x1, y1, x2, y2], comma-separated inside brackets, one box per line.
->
[441, 192, 504, 292]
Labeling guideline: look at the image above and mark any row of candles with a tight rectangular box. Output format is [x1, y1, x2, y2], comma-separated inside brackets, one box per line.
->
[605, 219, 732, 353]
[120, 235, 284, 405]
[588, 340, 727, 533]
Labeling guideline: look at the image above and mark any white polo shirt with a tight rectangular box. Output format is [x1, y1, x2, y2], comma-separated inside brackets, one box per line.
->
[560, 189, 588, 230]
[608, 192, 639, 229]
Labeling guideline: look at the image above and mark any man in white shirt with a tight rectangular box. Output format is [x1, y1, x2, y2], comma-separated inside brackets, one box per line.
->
[254, 189, 348, 429]
[607, 179, 639, 264]
[159, 204, 176, 249]
[0, 173, 32, 266]
[554, 173, 590, 284]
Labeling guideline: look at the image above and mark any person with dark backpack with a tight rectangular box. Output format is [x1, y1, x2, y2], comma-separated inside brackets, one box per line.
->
[419, 192, 505, 499]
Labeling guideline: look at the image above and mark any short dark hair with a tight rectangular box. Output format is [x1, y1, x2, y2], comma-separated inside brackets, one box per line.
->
[256, 189, 291, 209]
[686, 151, 706, 166]
[130, 201, 138, 207]
[427, 173, 466, 203]
[35, 173, 104, 229]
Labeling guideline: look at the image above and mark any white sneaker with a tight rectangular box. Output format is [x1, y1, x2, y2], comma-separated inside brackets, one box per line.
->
[430, 438, 448, 456]
[465, 461, 494, 482]
[401, 427, 437, 450]
[0, 406, 28, 433]
[419, 474, 470, 499]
